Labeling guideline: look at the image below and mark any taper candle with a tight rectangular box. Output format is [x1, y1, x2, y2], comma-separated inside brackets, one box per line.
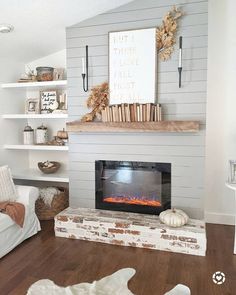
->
[82, 58, 85, 74]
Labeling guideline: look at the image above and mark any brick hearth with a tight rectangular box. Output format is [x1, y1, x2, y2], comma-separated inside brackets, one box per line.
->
[55, 208, 206, 256]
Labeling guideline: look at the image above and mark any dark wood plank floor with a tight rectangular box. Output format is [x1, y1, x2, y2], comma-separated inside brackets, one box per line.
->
[0, 221, 235, 295]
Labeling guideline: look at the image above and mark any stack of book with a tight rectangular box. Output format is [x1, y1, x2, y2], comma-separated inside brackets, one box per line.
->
[101, 103, 162, 123]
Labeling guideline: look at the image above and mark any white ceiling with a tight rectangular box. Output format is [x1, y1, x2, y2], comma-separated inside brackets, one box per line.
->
[0, 0, 132, 63]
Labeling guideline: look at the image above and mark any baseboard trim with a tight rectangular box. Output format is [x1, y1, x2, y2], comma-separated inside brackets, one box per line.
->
[205, 211, 235, 225]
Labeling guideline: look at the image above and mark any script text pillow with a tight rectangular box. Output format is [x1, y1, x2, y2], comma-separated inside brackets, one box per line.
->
[0, 166, 17, 202]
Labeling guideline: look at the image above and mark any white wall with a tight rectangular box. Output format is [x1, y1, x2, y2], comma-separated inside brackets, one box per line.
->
[27, 49, 66, 74]
[205, 0, 236, 224]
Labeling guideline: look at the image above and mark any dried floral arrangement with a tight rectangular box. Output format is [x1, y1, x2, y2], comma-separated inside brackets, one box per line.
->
[156, 6, 183, 61]
[81, 82, 109, 122]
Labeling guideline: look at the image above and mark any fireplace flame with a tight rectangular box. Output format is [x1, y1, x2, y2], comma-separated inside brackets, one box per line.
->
[104, 196, 161, 207]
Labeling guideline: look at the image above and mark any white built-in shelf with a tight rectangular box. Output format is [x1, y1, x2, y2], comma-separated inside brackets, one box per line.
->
[225, 182, 236, 191]
[12, 169, 69, 182]
[4, 144, 68, 151]
[2, 78, 68, 184]
[2, 114, 68, 119]
[1, 80, 67, 89]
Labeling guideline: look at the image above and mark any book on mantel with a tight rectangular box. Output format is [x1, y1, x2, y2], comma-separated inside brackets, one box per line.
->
[101, 103, 162, 123]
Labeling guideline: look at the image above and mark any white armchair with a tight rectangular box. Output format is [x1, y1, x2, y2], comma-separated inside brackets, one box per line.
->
[15, 185, 39, 212]
[0, 185, 41, 258]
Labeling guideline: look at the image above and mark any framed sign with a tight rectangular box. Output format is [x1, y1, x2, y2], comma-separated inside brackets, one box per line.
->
[109, 28, 157, 105]
[40, 91, 59, 113]
[25, 98, 40, 114]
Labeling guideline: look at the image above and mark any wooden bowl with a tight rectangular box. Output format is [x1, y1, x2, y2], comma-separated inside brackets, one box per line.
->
[38, 161, 60, 174]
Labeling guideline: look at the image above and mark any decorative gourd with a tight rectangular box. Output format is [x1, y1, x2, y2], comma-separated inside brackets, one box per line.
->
[57, 128, 68, 140]
[159, 208, 189, 227]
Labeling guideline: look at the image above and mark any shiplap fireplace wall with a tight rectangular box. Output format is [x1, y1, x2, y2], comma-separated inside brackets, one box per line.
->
[66, 0, 207, 219]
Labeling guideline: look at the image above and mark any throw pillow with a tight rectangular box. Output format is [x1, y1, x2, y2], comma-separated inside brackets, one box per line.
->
[0, 166, 17, 202]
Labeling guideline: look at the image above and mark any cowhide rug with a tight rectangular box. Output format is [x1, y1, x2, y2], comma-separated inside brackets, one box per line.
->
[27, 268, 135, 295]
[27, 268, 191, 295]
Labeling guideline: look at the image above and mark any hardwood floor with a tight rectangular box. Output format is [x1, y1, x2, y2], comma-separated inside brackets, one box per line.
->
[0, 221, 235, 295]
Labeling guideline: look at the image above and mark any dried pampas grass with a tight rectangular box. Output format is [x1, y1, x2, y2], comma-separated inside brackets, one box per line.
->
[81, 82, 109, 122]
[156, 6, 183, 61]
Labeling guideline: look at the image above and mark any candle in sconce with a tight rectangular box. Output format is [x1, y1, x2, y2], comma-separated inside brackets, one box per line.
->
[82, 58, 85, 74]
[178, 36, 183, 88]
[178, 36, 182, 68]
[81, 45, 89, 92]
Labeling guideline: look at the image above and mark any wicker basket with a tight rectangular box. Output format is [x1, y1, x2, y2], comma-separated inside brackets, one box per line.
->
[35, 187, 69, 220]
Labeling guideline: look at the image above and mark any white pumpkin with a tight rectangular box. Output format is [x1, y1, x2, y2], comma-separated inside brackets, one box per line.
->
[159, 208, 189, 227]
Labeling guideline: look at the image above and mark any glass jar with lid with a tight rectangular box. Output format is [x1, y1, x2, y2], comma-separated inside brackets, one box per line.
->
[36, 67, 54, 81]
[23, 124, 34, 145]
[36, 124, 48, 144]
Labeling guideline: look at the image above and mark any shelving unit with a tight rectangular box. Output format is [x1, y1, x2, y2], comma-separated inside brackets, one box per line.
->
[4, 145, 68, 151]
[1, 80, 67, 89]
[2, 114, 68, 119]
[2, 80, 68, 183]
[12, 168, 69, 182]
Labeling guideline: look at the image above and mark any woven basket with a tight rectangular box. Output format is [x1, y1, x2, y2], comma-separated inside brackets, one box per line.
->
[35, 187, 69, 220]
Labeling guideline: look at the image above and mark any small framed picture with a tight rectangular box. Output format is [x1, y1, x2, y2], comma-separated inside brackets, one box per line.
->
[40, 90, 59, 113]
[25, 98, 40, 114]
[229, 160, 236, 183]
[58, 92, 67, 110]
[53, 68, 65, 80]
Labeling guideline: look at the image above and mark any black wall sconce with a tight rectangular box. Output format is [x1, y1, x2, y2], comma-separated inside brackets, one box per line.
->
[81, 45, 89, 92]
[178, 36, 183, 88]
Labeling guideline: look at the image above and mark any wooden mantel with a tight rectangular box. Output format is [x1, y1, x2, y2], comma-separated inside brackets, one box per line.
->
[66, 121, 200, 133]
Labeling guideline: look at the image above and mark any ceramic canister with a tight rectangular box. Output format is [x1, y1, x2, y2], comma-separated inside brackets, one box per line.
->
[36, 124, 48, 144]
[23, 124, 34, 145]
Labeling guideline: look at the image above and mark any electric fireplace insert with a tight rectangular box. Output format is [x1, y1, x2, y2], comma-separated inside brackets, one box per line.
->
[95, 160, 171, 215]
